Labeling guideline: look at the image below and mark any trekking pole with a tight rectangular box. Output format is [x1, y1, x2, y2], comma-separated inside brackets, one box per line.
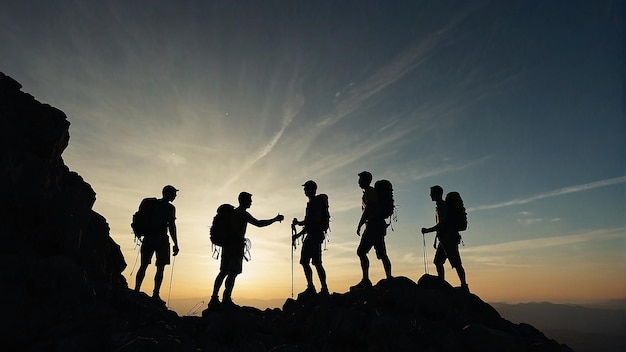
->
[422, 231, 429, 274]
[185, 300, 204, 316]
[291, 220, 296, 298]
[167, 256, 176, 308]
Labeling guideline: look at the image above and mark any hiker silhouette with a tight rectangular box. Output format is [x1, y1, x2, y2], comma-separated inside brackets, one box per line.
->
[134, 185, 180, 304]
[421, 185, 469, 292]
[209, 192, 284, 308]
[352, 171, 392, 290]
[292, 180, 329, 296]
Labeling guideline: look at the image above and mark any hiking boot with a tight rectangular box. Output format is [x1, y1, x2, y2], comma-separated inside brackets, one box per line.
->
[319, 286, 330, 296]
[222, 297, 238, 308]
[152, 294, 166, 306]
[380, 275, 394, 284]
[207, 295, 221, 310]
[350, 279, 372, 291]
[461, 283, 470, 293]
[300, 285, 317, 296]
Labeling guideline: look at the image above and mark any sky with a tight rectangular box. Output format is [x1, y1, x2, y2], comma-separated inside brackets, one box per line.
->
[2, 0, 623, 315]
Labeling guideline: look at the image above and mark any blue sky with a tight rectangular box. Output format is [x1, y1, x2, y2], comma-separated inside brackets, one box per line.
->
[2, 0, 623, 313]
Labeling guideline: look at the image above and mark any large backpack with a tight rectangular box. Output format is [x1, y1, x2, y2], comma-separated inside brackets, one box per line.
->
[445, 191, 468, 231]
[374, 179, 395, 220]
[316, 194, 330, 233]
[210, 204, 235, 247]
[131, 197, 159, 238]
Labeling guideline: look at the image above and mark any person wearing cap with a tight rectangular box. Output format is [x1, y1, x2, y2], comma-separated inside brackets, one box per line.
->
[352, 171, 392, 290]
[134, 185, 180, 304]
[209, 192, 284, 308]
[292, 180, 329, 296]
[421, 185, 468, 292]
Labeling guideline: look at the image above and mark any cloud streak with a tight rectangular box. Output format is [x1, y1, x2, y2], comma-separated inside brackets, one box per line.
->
[468, 176, 626, 212]
[286, 12, 473, 163]
[219, 69, 305, 192]
[463, 228, 625, 254]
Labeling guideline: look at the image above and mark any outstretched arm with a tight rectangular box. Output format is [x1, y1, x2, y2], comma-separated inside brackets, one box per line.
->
[247, 213, 284, 227]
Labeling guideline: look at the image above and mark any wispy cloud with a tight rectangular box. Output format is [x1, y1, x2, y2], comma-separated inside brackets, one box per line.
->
[159, 152, 187, 165]
[287, 14, 471, 163]
[469, 176, 626, 212]
[463, 228, 625, 254]
[219, 70, 305, 192]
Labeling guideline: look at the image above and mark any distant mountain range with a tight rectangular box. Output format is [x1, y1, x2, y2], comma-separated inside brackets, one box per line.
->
[492, 301, 625, 352]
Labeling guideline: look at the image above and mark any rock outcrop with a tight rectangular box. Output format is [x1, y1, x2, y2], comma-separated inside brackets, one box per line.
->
[0, 72, 573, 351]
[0, 72, 127, 350]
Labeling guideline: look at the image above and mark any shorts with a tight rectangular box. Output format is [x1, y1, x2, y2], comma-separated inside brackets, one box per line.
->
[300, 231, 324, 266]
[220, 244, 245, 275]
[357, 221, 388, 259]
[140, 235, 170, 267]
[433, 233, 462, 268]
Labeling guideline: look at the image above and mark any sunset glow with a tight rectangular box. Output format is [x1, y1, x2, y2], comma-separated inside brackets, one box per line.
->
[2, 1, 623, 315]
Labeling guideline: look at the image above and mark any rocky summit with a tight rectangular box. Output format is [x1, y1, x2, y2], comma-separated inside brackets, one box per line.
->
[0, 72, 573, 351]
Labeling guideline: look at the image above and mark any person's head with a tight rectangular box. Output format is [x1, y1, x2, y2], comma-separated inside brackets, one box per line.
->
[358, 171, 372, 189]
[430, 185, 443, 201]
[238, 192, 253, 208]
[302, 180, 317, 198]
[162, 185, 179, 201]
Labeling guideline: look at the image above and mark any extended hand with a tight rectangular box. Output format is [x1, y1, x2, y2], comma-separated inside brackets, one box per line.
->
[173, 245, 180, 256]
[276, 214, 285, 222]
[421, 227, 428, 234]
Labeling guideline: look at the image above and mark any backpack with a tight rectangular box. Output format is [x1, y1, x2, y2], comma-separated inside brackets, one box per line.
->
[374, 179, 395, 220]
[131, 197, 159, 238]
[210, 204, 235, 247]
[316, 194, 330, 233]
[445, 191, 468, 231]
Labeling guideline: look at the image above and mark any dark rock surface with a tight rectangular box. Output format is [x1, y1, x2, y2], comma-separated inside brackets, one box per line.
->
[0, 72, 573, 351]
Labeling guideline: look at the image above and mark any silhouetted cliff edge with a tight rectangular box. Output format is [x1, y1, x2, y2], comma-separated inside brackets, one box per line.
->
[0, 72, 572, 351]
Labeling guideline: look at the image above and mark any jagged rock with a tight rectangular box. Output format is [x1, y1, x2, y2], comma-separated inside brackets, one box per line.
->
[0, 72, 574, 351]
[0, 72, 127, 351]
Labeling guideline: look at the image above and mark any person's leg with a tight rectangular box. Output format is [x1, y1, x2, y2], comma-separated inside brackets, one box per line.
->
[135, 244, 153, 292]
[153, 264, 165, 297]
[375, 235, 392, 279]
[222, 249, 244, 304]
[152, 240, 171, 299]
[435, 263, 445, 280]
[302, 262, 314, 288]
[311, 238, 328, 293]
[300, 241, 315, 290]
[456, 265, 467, 286]
[381, 254, 392, 279]
[212, 271, 227, 298]
[358, 252, 369, 281]
[223, 273, 238, 303]
[446, 242, 467, 288]
[134, 262, 148, 291]
[315, 264, 328, 293]
[357, 235, 372, 282]
[207, 271, 227, 308]
[433, 244, 446, 280]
